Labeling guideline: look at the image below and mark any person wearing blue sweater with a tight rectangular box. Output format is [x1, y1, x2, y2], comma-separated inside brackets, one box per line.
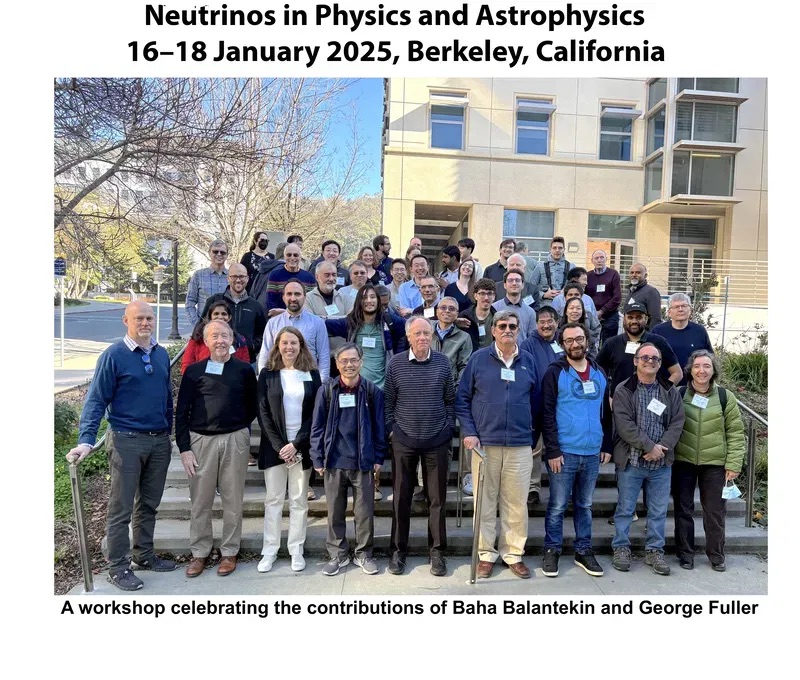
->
[540, 322, 613, 579]
[67, 301, 176, 591]
[455, 309, 542, 580]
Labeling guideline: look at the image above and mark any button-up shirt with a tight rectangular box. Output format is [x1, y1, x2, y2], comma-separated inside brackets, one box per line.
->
[398, 279, 441, 312]
[491, 297, 537, 339]
[493, 342, 519, 369]
[185, 267, 229, 325]
[257, 310, 330, 380]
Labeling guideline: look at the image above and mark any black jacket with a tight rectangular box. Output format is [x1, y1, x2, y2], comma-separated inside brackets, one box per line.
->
[201, 288, 266, 362]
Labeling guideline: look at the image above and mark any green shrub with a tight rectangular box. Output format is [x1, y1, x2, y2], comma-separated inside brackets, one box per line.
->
[54, 417, 108, 519]
[54, 402, 78, 448]
[722, 350, 768, 393]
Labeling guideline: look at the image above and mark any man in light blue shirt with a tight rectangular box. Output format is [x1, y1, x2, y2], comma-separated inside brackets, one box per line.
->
[398, 253, 437, 316]
[491, 270, 537, 339]
[185, 239, 230, 325]
[257, 279, 330, 380]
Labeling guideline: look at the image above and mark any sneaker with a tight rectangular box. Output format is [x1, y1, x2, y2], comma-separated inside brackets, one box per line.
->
[608, 512, 638, 526]
[374, 487, 383, 502]
[291, 554, 306, 572]
[574, 551, 604, 577]
[612, 547, 632, 572]
[388, 553, 406, 575]
[645, 550, 671, 575]
[462, 473, 473, 496]
[257, 555, 276, 573]
[132, 555, 176, 572]
[353, 554, 379, 575]
[542, 548, 560, 577]
[108, 568, 143, 591]
[307, 488, 317, 501]
[430, 555, 447, 577]
[322, 555, 349, 576]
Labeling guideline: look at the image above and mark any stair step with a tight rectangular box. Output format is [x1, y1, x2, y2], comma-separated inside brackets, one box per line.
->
[157, 486, 745, 519]
[151, 515, 767, 556]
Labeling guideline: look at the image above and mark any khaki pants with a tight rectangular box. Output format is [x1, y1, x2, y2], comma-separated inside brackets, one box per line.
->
[188, 428, 250, 558]
[529, 435, 543, 493]
[473, 445, 532, 564]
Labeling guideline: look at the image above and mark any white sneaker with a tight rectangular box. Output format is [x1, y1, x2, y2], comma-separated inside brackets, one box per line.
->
[374, 487, 383, 501]
[463, 473, 473, 496]
[257, 555, 276, 573]
[291, 554, 306, 572]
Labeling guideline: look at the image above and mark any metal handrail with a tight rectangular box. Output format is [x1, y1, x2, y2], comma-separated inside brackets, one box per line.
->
[67, 342, 186, 593]
[738, 400, 768, 428]
[735, 398, 767, 529]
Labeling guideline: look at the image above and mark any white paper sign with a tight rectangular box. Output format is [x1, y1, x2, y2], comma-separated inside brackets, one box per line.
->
[500, 368, 516, 382]
[625, 341, 639, 354]
[647, 398, 667, 416]
[691, 394, 709, 409]
[424, 307, 435, 318]
[339, 393, 356, 408]
[596, 284, 606, 293]
[324, 304, 339, 316]
[362, 336, 377, 348]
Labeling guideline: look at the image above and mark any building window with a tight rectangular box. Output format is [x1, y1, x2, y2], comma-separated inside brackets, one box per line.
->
[678, 78, 739, 93]
[588, 214, 636, 241]
[599, 106, 640, 161]
[668, 218, 717, 293]
[503, 209, 555, 256]
[644, 156, 663, 204]
[648, 79, 667, 109]
[675, 102, 737, 144]
[646, 106, 665, 155]
[670, 217, 717, 245]
[671, 151, 734, 196]
[516, 99, 555, 155]
[429, 92, 468, 150]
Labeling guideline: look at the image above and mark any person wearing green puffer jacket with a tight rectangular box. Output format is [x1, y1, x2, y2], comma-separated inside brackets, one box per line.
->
[673, 349, 745, 573]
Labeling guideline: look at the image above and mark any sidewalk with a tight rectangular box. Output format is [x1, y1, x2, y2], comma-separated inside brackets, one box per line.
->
[68, 554, 767, 597]
[54, 300, 127, 316]
[54, 339, 111, 393]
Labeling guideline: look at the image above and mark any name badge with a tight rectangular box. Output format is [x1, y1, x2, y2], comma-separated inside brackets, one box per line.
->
[324, 304, 339, 316]
[582, 381, 596, 395]
[647, 398, 667, 416]
[501, 368, 516, 381]
[691, 394, 709, 409]
[298, 371, 312, 382]
[339, 393, 356, 408]
[478, 325, 486, 337]
[596, 284, 606, 293]
[551, 342, 563, 354]
[362, 336, 376, 348]
[424, 307, 435, 318]
[205, 360, 224, 375]
[336, 276, 345, 286]
[625, 341, 639, 354]
[228, 345, 235, 354]
[523, 295, 534, 306]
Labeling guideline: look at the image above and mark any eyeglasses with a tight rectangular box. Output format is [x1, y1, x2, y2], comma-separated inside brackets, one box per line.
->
[476, 291, 495, 297]
[211, 250, 227, 256]
[141, 353, 154, 374]
[229, 275, 248, 280]
[563, 337, 586, 346]
[337, 358, 362, 365]
[636, 355, 662, 364]
[495, 323, 518, 331]
[285, 254, 300, 258]
[438, 306, 457, 312]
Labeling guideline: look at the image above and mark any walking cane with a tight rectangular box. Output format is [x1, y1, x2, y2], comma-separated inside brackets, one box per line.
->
[457, 440, 464, 528]
[69, 460, 95, 593]
[469, 447, 486, 584]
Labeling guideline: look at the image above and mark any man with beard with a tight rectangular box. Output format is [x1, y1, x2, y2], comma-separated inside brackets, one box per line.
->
[304, 261, 355, 320]
[625, 263, 662, 329]
[540, 322, 612, 578]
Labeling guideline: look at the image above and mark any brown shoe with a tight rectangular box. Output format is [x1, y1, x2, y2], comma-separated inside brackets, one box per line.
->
[217, 556, 237, 576]
[185, 557, 207, 578]
[477, 560, 494, 578]
[507, 561, 531, 579]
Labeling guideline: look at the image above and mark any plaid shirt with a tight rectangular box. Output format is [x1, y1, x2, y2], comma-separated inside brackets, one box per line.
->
[185, 267, 229, 325]
[629, 380, 666, 470]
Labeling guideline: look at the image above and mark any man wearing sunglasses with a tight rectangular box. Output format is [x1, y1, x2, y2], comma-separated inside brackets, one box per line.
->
[610, 342, 685, 576]
[186, 239, 231, 325]
[66, 301, 175, 591]
[456, 310, 542, 579]
[265, 242, 315, 315]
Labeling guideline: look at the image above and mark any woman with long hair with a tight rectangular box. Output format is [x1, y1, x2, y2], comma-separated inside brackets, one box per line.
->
[240, 231, 273, 291]
[181, 299, 250, 374]
[256, 326, 322, 573]
[673, 349, 745, 572]
[558, 297, 601, 360]
[357, 246, 389, 286]
[444, 257, 477, 312]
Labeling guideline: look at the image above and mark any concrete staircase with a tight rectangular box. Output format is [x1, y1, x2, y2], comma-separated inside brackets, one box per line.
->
[154, 422, 767, 557]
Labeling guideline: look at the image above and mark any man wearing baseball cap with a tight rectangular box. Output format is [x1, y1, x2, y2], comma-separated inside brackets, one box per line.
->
[596, 302, 682, 396]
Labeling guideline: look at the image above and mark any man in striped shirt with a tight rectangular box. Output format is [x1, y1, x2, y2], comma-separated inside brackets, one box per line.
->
[185, 239, 230, 325]
[384, 316, 456, 577]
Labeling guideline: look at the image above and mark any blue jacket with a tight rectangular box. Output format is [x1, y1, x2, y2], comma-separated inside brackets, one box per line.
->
[309, 378, 387, 471]
[541, 356, 613, 460]
[520, 330, 563, 381]
[455, 344, 542, 447]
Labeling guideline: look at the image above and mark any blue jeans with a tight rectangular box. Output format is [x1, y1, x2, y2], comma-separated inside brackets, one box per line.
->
[544, 453, 600, 553]
[612, 462, 672, 551]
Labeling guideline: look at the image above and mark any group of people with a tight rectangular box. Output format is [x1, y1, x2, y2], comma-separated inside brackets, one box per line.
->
[67, 231, 745, 590]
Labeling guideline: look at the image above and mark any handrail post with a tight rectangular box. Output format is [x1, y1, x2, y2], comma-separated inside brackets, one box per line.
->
[456, 440, 464, 528]
[69, 461, 94, 593]
[745, 418, 756, 528]
[469, 448, 485, 584]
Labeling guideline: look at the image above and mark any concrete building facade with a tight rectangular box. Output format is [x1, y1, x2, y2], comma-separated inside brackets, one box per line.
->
[381, 78, 767, 305]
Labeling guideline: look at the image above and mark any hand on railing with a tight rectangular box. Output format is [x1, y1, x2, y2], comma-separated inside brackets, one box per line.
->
[66, 443, 93, 465]
[464, 436, 481, 452]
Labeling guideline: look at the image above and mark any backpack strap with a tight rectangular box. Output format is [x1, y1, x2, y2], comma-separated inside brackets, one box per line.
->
[718, 386, 728, 412]
[544, 261, 552, 289]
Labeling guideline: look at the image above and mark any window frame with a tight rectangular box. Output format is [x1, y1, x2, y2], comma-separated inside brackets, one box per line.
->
[502, 208, 556, 257]
[515, 98, 556, 156]
[598, 104, 640, 161]
[671, 151, 735, 197]
[429, 91, 468, 151]
[674, 101, 738, 144]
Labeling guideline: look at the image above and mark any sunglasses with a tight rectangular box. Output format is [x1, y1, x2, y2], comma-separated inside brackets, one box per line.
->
[496, 323, 518, 331]
[636, 355, 662, 364]
[141, 353, 154, 374]
[211, 250, 227, 256]
[438, 306, 457, 312]
[229, 275, 247, 280]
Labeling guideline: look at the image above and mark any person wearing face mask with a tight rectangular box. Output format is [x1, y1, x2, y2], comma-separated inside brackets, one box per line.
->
[626, 262, 662, 329]
[241, 232, 274, 291]
[176, 319, 258, 578]
[586, 249, 622, 344]
[181, 300, 251, 374]
[558, 296, 600, 361]
[185, 239, 230, 326]
[672, 349, 745, 572]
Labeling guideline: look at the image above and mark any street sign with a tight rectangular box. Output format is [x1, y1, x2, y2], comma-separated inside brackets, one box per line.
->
[158, 239, 173, 267]
[153, 266, 165, 284]
[54, 257, 67, 278]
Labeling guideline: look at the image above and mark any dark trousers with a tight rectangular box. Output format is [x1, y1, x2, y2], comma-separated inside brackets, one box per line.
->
[599, 312, 619, 345]
[672, 461, 727, 564]
[323, 468, 374, 560]
[390, 440, 450, 558]
[106, 430, 171, 572]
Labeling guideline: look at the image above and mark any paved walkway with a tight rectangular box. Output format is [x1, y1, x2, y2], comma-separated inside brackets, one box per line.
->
[69, 554, 768, 597]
